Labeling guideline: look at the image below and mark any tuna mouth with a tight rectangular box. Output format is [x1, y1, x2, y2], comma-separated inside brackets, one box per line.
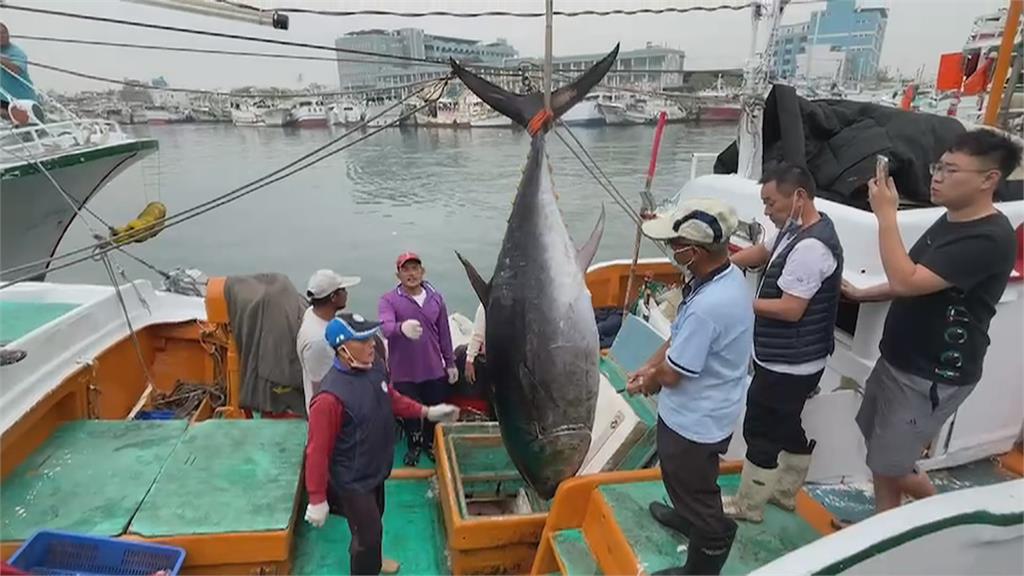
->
[523, 426, 592, 499]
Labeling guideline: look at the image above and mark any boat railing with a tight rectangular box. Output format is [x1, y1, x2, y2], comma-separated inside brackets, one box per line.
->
[0, 118, 130, 161]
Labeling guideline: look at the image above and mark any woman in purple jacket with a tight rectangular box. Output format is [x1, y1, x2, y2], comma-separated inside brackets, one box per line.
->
[379, 252, 458, 465]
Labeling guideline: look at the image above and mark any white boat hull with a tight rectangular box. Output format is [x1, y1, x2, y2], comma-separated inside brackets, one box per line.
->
[1, 139, 158, 281]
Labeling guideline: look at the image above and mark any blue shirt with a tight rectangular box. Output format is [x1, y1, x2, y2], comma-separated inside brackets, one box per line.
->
[1, 43, 36, 101]
[659, 264, 754, 443]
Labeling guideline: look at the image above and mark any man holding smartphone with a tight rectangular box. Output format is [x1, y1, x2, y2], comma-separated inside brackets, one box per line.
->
[844, 129, 1020, 514]
[727, 162, 844, 523]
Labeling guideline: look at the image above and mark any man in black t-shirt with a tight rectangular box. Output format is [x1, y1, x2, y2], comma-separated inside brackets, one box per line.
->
[844, 129, 1020, 516]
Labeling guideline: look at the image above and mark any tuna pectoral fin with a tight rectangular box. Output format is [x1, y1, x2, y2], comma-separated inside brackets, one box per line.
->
[577, 204, 606, 272]
[455, 251, 491, 305]
[449, 44, 619, 131]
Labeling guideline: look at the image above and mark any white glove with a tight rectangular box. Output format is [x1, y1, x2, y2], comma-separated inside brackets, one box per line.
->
[425, 403, 460, 422]
[400, 319, 423, 340]
[447, 366, 459, 384]
[305, 500, 329, 528]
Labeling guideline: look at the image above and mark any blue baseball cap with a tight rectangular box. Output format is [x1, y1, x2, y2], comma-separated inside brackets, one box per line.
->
[325, 312, 381, 349]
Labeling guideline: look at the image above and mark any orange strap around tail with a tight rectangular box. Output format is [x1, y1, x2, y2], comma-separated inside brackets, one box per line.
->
[527, 108, 553, 136]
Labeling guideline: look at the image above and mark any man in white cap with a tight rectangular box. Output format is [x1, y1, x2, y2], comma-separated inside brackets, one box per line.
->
[297, 269, 361, 414]
[626, 197, 753, 576]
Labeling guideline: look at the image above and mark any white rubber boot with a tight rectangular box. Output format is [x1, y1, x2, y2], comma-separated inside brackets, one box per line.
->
[769, 451, 813, 511]
[723, 460, 777, 523]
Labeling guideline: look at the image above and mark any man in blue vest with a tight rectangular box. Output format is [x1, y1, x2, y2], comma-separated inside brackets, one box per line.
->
[727, 162, 843, 523]
[627, 198, 753, 575]
[303, 312, 460, 575]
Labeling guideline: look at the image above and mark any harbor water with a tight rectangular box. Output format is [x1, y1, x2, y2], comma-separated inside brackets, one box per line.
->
[51, 123, 738, 316]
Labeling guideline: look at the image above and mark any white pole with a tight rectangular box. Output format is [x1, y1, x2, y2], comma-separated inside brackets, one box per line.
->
[544, 0, 553, 113]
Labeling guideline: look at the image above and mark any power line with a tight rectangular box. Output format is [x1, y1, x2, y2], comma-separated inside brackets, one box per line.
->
[3, 3, 450, 67]
[212, 0, 754, 18]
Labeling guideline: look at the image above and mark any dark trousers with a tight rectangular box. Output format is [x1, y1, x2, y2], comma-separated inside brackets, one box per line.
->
[329, 483, 386, 575]
[657, 418, 737, 548]
[743, 364, 823, 469]
[394, 378, 448, 449]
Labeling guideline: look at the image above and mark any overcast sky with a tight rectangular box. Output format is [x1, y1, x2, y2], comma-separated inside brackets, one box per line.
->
[2, 0, 1011, 92]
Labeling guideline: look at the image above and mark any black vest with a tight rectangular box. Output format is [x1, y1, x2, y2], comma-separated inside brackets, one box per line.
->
[317, 359, 395, 492]
[754, 213, 844, 364]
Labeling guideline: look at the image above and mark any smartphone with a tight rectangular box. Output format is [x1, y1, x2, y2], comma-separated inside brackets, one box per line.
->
[876, 154, 890, 180]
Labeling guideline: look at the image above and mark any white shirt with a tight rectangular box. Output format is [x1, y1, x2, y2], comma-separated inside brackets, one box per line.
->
[412, 290, 427, 307]
[753, 227, 838, 375]
[466, 304, 486, 362]
[296, 307, 335, 414]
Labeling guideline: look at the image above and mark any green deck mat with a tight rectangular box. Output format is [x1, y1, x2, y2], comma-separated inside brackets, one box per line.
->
[600, 477, 820, 574]
[129, 419, 307, 537]
[553, 528, 601, 575]
[0, 420, 188, 541]
[0, 301, 79, 344]
[292, 478, 448, 575]
[806, 458, 1020, 525]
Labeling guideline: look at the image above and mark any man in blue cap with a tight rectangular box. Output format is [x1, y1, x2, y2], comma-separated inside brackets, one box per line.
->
[303, 312, 460, 575]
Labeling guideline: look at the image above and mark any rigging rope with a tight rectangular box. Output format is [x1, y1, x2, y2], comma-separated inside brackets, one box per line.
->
[3, 4, 450, 67]
[25, 59, 448, 99]
[212, 0, 755, 18]
[0, 77, 452, 288]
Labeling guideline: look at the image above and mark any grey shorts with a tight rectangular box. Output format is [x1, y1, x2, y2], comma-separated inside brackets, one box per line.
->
[855, 357, 975, 477]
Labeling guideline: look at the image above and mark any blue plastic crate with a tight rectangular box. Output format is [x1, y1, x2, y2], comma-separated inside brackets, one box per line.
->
[8, 530, 186, 575]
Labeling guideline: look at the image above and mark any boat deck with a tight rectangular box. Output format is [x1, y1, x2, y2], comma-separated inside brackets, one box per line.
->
[599, 477, 820, 574]
[0, 300, 79, 344]
[806, 457, 1020, 526]
[292, 478, 449, 575]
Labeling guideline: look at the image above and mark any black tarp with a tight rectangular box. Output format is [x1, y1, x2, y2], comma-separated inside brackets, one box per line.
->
[714, 84, 1023, 209]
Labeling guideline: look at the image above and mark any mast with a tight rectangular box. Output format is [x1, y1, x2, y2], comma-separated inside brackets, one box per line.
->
[544, 0, 554, 114]
[736, 0, 785, 180]
[983, 0, 1022, 126]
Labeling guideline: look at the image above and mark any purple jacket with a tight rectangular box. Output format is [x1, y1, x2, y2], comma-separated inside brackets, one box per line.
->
[378, 281, 455, 384]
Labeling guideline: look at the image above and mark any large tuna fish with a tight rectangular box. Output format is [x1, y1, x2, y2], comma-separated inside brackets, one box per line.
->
[451, 45, 619, 499]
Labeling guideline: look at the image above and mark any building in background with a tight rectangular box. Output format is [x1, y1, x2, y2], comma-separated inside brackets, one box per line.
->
[335, 28, 518, 92]
[507, 43, 686, 90]
[771, 0, 888, 82]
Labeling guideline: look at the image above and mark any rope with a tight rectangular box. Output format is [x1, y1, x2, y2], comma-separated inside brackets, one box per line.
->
[13, 35, 688, 77]
[213, 0, 756, 18]
[100, 254, 156, 387]
[0, 77, 452, 288]
[3, 4, 450, 67]
[0, 77, 446, 280]
[27, 59, 449, 99]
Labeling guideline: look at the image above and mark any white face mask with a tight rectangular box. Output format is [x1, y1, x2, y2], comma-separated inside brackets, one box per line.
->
[673, 246, 696, 282]
[339, 343, 372, 370]
[781, 194, 806, 235]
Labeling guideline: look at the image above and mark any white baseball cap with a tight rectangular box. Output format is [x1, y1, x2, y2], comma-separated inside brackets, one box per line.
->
[306, 269, 361, 300]
[641, 197, 739, 245]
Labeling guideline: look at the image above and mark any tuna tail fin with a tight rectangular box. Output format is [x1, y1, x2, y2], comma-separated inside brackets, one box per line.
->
[577, 204, 606, 272]
[455, 251, 491, 305]
[450, 44, 620, 132]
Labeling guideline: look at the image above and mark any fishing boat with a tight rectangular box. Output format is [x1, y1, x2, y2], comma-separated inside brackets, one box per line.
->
[561, 93, 606, 127]
[329, 100, 365, 126]
[0, 116, 157, 281]
[290, 99, 330, 128]
[2, 1, 1023, 574]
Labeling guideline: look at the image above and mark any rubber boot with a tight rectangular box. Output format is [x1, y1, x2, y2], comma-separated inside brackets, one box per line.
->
[403, 430, 422, 466]
[652, 533, 734, 575]
[722, 459, 777, 523]
[769, 450, 813, 511]
[649, 501, 693, 537]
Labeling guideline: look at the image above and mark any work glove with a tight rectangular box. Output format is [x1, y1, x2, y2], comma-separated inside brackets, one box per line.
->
[447, 366, 459, 384]
[305, 500, 329, 528]
[425, 403, 460, 422]
[401, 319, 423, 340]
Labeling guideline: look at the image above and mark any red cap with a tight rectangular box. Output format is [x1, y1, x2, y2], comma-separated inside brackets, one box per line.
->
[396, 251, 421, 270]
